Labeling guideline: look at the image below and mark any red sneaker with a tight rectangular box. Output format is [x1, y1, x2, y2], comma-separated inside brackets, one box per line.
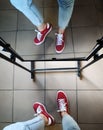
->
[56, 91, 70, 114]
[34, 23, 52, 45]
[55, 33, 65, 53]
[33, 102, 54, 126]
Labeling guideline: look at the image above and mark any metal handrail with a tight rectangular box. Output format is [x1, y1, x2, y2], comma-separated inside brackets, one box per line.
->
[0, 37, 103, 79]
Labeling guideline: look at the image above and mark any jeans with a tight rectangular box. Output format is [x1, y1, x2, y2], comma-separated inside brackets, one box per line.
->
[62, 114, 81, 130]
[3, 116, 45, 130]
[10, 0, 44, 27]
[10, 0, 75, 29]
[3, 114, 80, 130]
[57, 0, 75, 29]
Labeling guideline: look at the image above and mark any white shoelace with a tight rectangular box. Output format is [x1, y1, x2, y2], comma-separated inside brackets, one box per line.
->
[35, 30, 42, 41]
[34, 105, 52, 126]
[57, 99, 67, 112]
[34, 106, 42, 116]
[55, 33, 63, 45]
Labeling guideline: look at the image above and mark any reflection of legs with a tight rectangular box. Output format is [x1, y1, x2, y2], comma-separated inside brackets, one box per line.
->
[10, 0, 43, 27]
[3, 102, 54, 130]
[56, 0, 75, 53]
[9, 0, 52, 45]
[57, 0, 75, 30]
[57, 91, 81, 130]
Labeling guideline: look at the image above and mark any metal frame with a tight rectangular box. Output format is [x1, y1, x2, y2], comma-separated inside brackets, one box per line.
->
[0, 37, 103, 79]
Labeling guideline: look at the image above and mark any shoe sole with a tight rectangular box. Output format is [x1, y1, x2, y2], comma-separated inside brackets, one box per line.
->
[34, 26, 52, 45]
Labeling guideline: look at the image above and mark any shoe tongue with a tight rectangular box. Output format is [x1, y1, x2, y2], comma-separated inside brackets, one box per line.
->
[59, 99, 66, 111]
[57, 34, 63, 45]
[37, 106, 42, 114]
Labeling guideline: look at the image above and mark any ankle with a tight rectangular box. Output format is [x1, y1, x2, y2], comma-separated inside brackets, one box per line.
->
[40, 114, 48, 126]
[37, 23, 47, 32]
[58, 28, 65, 34]
[60, 111, 68, 117]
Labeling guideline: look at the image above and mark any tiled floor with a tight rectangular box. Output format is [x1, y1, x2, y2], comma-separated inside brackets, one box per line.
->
[0, 0, 103, 130]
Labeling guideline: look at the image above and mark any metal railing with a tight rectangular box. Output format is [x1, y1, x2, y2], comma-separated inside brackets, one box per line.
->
[0, 37, 103, 79]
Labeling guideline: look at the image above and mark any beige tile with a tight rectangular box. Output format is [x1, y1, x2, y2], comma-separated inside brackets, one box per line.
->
[45, 90, 77, 123]
[18, 8, 43, 30]
[71, 5, 97, 27]
[78, 91, 103, 123]
[77, 59, 103, 89]
[45, 53, 75, 60]
[99, 27, 103, 37]
[44, 0, 58, 7]
[0, 91, 13, 122]
[75, 0, 94, 6]
[97, 9, 103, 26]
[74, 52, 89, 58]
[16, 31, 45, 57]
[45, 124, 62, 130]
[0, 31, 16, 50]
[14, 61, 45, 89]
[0, 59, 13, 89]
[80, 124, 103, 130]
[45, 61, 77, 90]
[33, 0, 44, 7]
[0, 10, 17, 31]
[44, 7, 58, 28]
[0, 123, 11, 130]
[13, 90, 44, 121]
[72, 27, 99, 53]
[0, 0, 14, 9]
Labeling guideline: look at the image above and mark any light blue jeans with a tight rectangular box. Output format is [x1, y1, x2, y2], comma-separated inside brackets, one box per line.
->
[3, 114, 80, 130]
[10, 0, 75, 29]
[3, 116, 45, 130]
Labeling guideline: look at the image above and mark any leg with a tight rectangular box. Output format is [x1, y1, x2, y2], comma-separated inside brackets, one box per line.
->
[9, 0, 52, 45]
[57, 0, 75, 31]
[55, 0, 75, 53]
[62, 114, 81, 130]
[10, 0, 43, 27]
[57, 91, 81, 130]
[3, 116, 45, 130]
[3, 102, 54, 130]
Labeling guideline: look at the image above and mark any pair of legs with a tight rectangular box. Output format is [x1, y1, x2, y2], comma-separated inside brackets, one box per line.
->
[3, 91, 80, 130]
[9, 0, 75, 53]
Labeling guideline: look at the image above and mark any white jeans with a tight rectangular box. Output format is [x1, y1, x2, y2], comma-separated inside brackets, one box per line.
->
[10, 0, 75, 29]
[3, 114, 80, 130]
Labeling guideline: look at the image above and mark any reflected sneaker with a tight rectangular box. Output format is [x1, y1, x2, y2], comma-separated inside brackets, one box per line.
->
[34, 23, 52, 45]
[55, 33, 65, 53]
[57, 90, 70, 114]
[33, 102, 54, 126]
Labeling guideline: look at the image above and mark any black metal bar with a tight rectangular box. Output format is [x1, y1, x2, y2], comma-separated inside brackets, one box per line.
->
[31, 61, 35, 79]
[0, 36, 103, 80]
[80, 54, 103, 71]
[0, 37, 24, 61]
[0, 53, 32, 74]
[77, 61, 81, 77]
[33, 67, 78, 72]
[24, 57, 86, 62]
[85, 37, 103, 60]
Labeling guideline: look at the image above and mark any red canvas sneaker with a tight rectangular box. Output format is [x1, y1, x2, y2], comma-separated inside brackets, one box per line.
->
[56, 90, 70, 114]
[34, 23, 52, 45]
[33, 102, 54, 126]
[55, 33, 65, 53]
